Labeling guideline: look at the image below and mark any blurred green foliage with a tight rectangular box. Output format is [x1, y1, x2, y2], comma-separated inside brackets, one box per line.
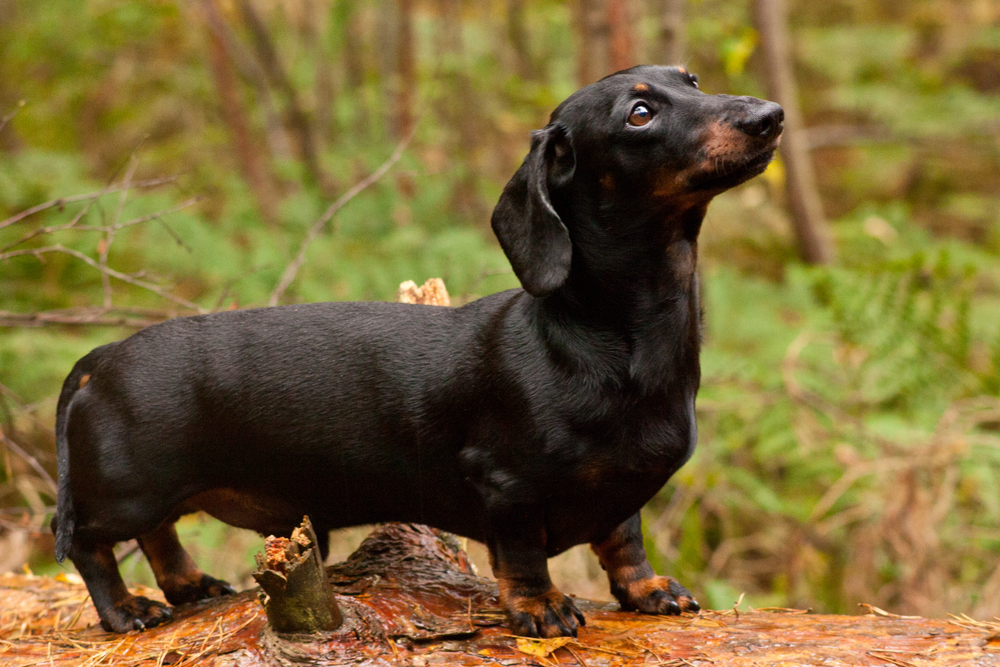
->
[1, 0, 999, 619]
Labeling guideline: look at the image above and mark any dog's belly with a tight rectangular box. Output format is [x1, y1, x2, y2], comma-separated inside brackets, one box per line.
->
[185, 475, 488, 543]
[186, 488, 307, 536]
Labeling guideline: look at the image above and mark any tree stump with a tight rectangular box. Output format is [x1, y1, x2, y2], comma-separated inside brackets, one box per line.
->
[253, 516, 343, 634]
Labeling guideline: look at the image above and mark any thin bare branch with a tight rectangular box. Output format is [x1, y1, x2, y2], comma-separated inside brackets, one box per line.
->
[0, 307, 172, 329]
[0, 99, 25, 135]
[269, 126, 417, 306]
[0, 196, 203, 254]
[101, 156, 140, 308]
[0, 383, 56, 436]
[0, 177, 178, 231]
[0, 244, 205, 313]
[0, 435, 57, 494]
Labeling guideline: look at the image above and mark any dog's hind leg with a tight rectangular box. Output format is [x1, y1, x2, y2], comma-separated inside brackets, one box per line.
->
[137, 522, 236, 606]
[591, 512, 700, 615]
[70, 539, 173, 632]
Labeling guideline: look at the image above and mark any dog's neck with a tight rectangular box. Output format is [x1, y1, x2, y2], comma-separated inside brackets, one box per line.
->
[537, 204, 705, 394]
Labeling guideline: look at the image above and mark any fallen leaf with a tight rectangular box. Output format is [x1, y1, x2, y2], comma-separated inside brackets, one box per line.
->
[515, 636, 573, 658]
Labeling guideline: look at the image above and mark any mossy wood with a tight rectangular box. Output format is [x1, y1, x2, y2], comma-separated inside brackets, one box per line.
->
[3, 523, 1000, 666]
[252, 515, 343, 634]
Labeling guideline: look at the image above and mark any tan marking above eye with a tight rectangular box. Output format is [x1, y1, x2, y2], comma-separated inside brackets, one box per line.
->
[79, 374, 91, 389]
[677, 66, 687, 74]
[633, 83, 649, 92]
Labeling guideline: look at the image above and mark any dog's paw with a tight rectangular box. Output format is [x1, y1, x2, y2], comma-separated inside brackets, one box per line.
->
[101, 595, 173, 633]
[164, 573, 237, 606]
[505, 587, 587, 638]
[615, 575, 700, 615]
[199, 573, 238, 598]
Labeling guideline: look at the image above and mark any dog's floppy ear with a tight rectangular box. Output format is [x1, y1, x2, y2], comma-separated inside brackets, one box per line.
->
[491, 123, 575, 297]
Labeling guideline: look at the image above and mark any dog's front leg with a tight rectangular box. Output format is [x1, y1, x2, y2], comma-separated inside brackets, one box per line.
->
[488, 514, 586, 638]
[591, 512, 700, 615]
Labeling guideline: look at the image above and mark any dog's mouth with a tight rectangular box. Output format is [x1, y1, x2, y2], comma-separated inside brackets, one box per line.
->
[688, 139, 780, 193]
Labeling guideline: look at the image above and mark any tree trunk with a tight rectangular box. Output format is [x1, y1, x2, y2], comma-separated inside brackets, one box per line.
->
[204, 22, 279, 225]
[575, 0, 609, 85]
[341, 0, 365, 92]
[397, 0, 416, 141]
[238, 0, 332, 194]
[657, 0, 686, 65]
[196, 0, 293, 162]
[308, 0, 336, 146]
[507, 0, 536, 81]
[434, 0, 482, 221]
[607, 0, 637, 72]
[377, 0, 399, 138]
[435, 0, 462, 60]
[752, 0, 834, 264]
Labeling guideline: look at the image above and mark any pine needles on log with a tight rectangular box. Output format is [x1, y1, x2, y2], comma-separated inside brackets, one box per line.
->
[4, 523, 1000, 666]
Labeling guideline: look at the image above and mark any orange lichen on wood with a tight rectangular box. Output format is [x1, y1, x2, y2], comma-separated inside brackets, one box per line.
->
[262, 535, 292, 575]
[4, 528, 1000, 665]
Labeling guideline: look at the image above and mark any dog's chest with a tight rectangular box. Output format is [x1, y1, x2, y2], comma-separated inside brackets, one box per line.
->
[539, 405, 695, 553]
[568, 394, 696, 491]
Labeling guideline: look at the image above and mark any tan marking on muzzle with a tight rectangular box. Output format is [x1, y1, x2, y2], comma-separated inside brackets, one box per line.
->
[696, 120, 753, 175]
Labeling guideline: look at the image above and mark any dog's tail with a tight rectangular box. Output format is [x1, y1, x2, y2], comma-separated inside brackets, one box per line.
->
[53, 348, 103, 563]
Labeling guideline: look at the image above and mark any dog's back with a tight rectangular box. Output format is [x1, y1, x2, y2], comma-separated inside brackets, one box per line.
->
[56, 294, 525, 545]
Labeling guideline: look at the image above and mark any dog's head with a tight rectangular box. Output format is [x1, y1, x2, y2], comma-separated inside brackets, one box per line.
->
[492, 65, 784, 297]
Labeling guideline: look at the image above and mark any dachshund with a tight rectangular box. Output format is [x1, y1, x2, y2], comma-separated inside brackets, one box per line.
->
[52, 65, 783, 637]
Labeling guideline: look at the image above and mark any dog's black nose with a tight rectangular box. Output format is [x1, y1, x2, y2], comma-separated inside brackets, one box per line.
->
[737, 102, 784, 139]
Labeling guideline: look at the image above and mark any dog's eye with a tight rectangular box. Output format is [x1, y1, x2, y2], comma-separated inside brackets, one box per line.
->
[689, 74, 699, 89]
[627, 104, 653, 127]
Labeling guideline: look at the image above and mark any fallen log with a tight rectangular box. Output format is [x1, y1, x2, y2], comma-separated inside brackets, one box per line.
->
[3, 523, 1000, 666]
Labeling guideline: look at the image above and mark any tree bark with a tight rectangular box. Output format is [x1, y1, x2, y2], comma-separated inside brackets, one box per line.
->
[752, 0, 834, 264]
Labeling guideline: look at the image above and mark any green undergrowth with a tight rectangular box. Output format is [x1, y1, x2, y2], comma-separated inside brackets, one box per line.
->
[651, 212, 1000, 614]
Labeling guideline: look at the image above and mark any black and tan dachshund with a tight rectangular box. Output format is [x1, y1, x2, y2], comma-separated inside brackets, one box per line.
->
[52, 65, 783, 638]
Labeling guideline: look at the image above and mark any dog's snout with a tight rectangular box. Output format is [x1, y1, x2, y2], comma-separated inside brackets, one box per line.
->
[737, 101, 784, 139]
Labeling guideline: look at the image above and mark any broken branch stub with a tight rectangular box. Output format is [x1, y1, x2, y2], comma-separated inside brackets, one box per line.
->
[253, 515, 343, 633]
